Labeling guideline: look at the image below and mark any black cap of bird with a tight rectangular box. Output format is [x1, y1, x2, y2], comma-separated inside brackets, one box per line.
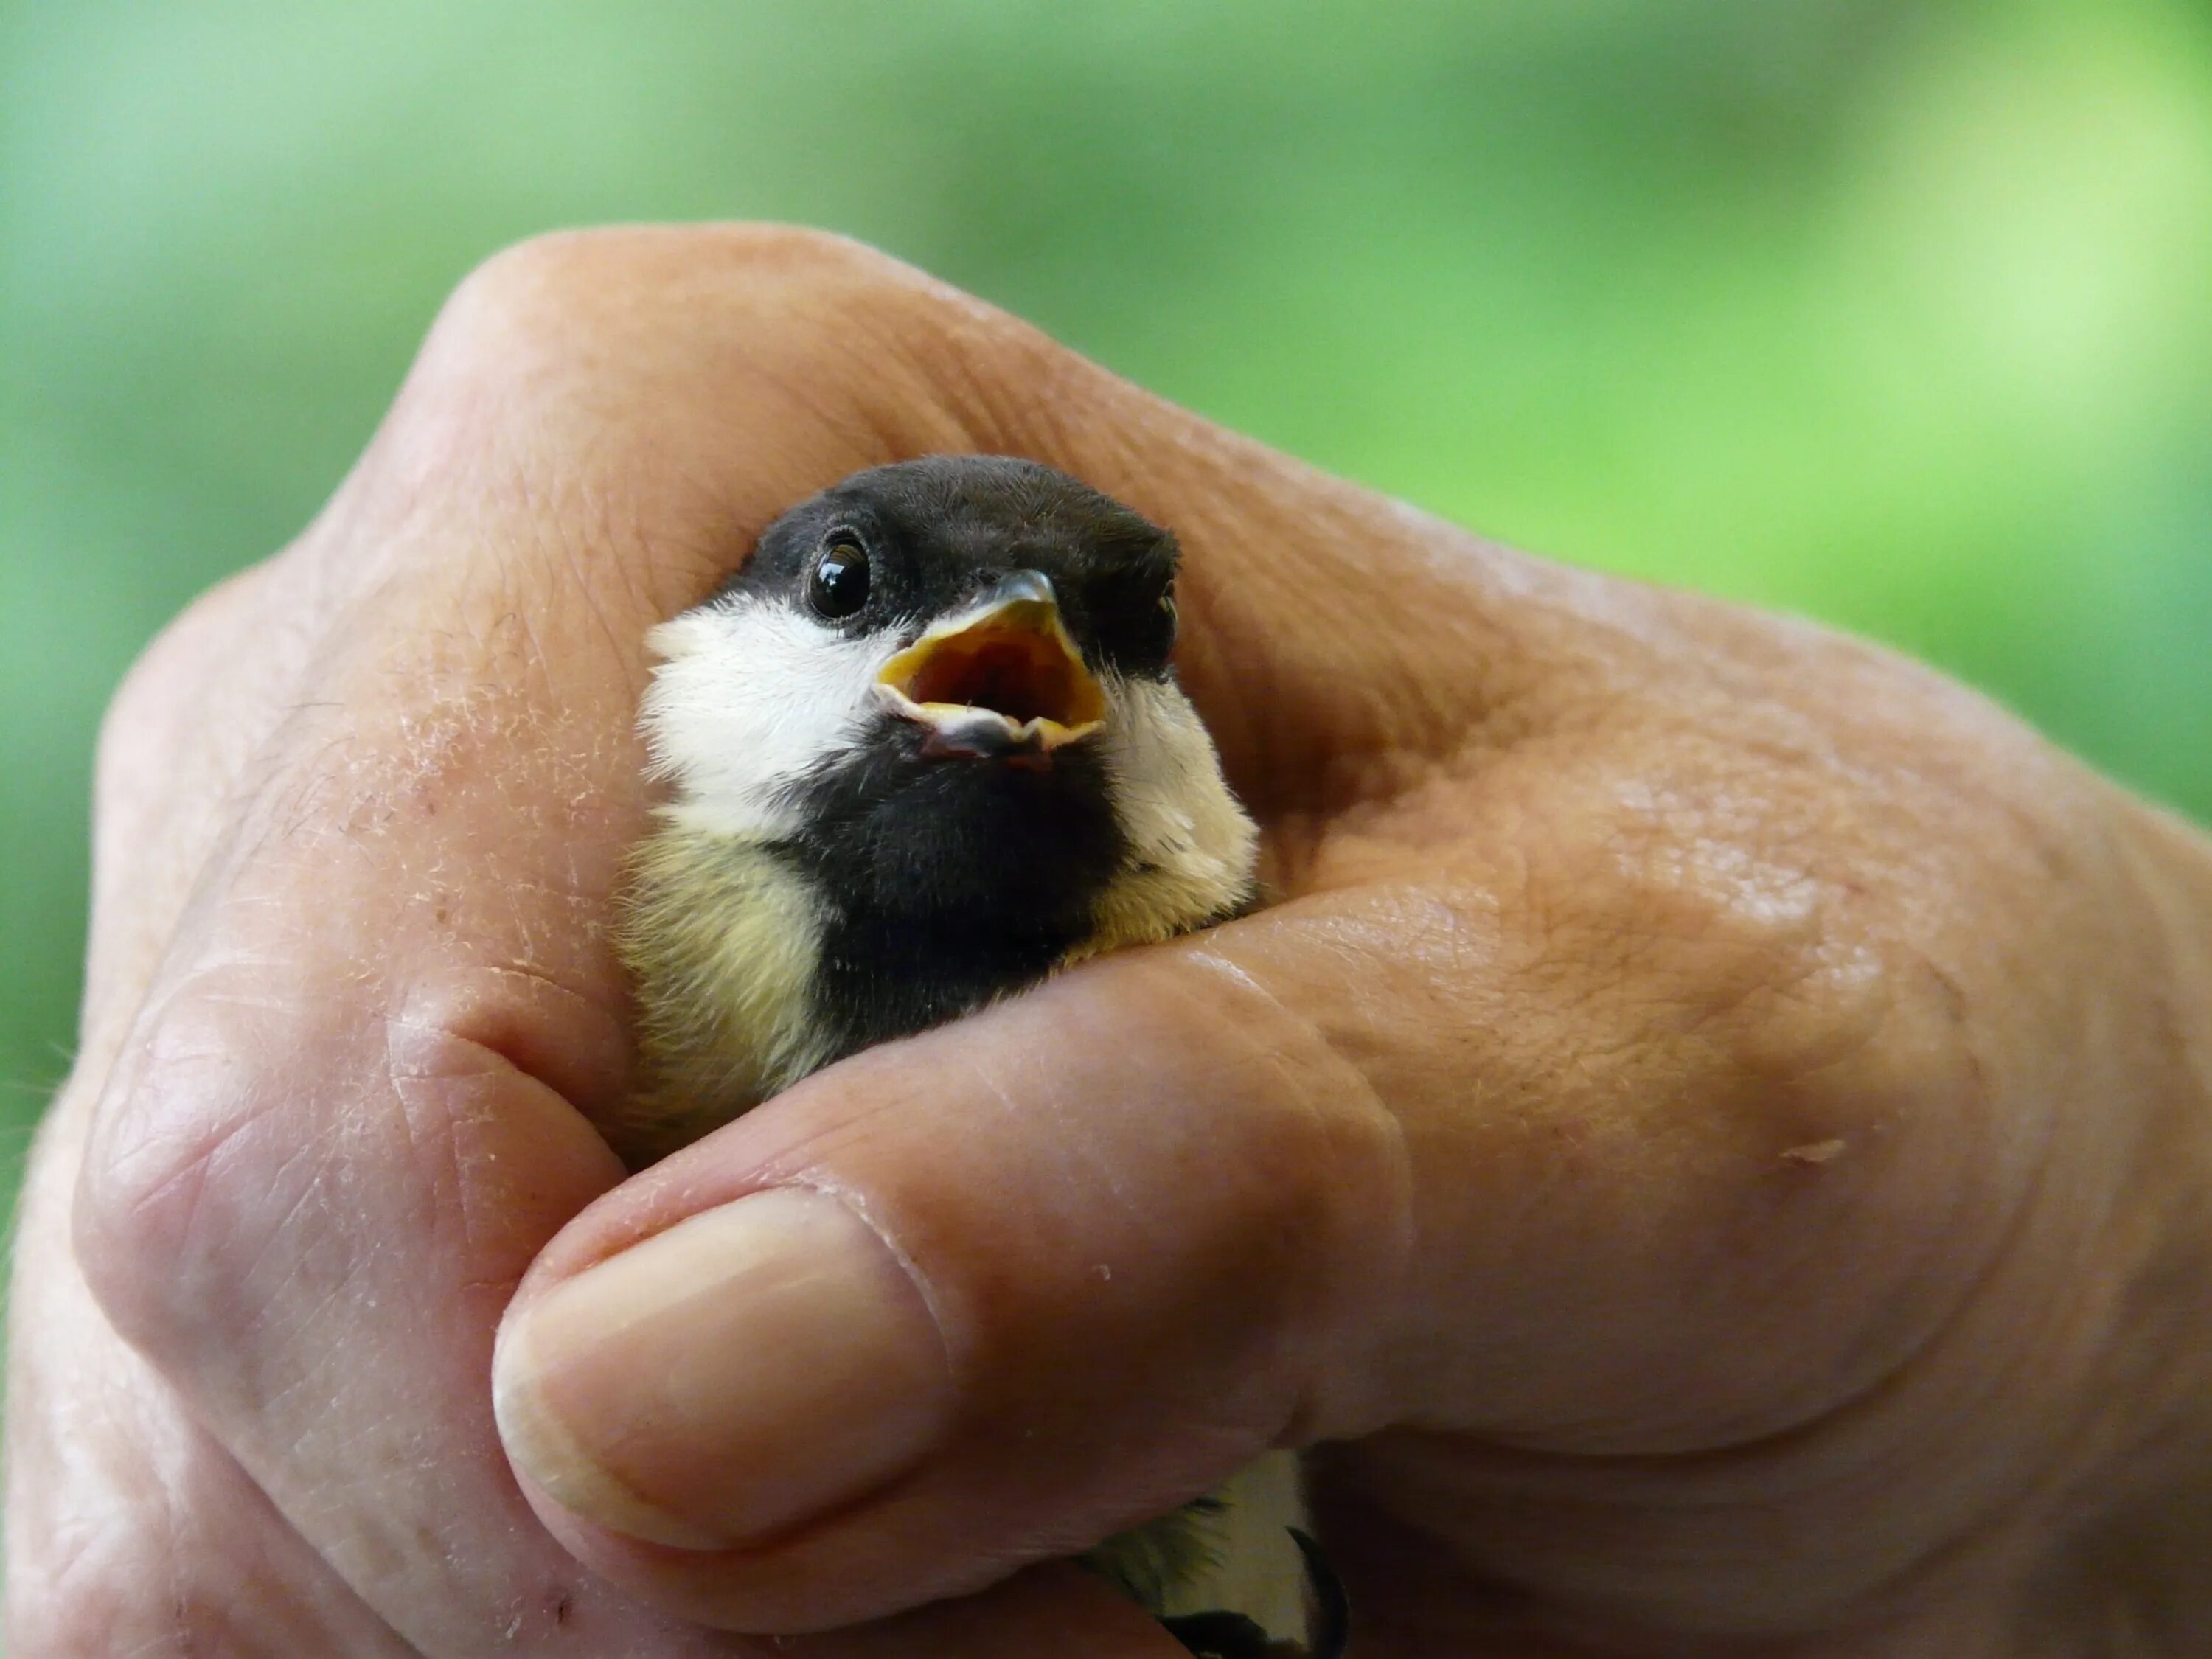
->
[615, 455, 1340, 1659]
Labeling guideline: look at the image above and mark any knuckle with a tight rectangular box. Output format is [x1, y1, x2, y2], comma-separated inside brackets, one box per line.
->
[401, 223, 1029, 470]
[6, 1575, 137, 1658]
[71, 970, 581, 1374]
[7, 1545, 210, 1659]
[72, 993, 293, 1361]
[436, 224, 667, 349]
[427, 222, 919, 387]
[10, 1510, 330, 1659]
[92, 566, 270, 816]
[7, 1460, 218, 1658]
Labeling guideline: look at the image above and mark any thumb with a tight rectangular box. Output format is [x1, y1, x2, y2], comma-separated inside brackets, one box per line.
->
[492, 911, 1416, 1634]
[495, 846, 1973, 1637]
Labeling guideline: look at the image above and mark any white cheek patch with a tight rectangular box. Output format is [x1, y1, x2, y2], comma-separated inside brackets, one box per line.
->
[1099, 674, 1251, 868]
[641, 599, 894, 840]
[1085, 674, 1259, 950]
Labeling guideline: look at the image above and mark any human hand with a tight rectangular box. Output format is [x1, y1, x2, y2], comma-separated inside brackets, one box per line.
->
[13, 226, 2212, 1658]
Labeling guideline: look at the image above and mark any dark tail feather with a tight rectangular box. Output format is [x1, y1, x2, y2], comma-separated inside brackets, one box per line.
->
[1158, 1609, 1276, 1657]
[1155, 1528, 1352, 1658]
[1290, 1528, 1351, 1659]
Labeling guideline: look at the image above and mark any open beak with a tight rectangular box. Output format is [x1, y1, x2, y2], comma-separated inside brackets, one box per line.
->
[874, 570, 1107, 760]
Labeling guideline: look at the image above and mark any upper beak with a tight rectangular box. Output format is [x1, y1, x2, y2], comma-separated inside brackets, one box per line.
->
[874, 571, 1107, 759]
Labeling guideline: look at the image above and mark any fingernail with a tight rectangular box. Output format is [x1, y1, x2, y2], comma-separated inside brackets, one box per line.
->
[494, 1187, 950, 1548]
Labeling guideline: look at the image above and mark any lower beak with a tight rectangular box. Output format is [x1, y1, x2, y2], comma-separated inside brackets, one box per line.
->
[874, 571, 1107, 759]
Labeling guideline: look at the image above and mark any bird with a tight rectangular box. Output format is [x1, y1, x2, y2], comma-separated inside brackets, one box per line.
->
[613, 456, 1345, 1659]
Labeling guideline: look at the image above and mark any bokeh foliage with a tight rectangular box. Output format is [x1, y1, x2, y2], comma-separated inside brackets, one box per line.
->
[4, 0, 2209, 1186]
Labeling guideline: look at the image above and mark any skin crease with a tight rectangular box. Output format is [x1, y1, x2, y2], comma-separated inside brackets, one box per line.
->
[7, 227, 2212, 1658]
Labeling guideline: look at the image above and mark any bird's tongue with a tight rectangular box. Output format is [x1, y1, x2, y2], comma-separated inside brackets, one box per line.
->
[902, 628, 1086, 726]
[875, 597, 1106, 754]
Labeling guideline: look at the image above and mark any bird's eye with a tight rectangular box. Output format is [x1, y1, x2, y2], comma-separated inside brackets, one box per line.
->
[808, 540, 871, 619]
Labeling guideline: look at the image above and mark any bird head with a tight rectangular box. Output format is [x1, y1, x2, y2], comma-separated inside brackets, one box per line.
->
[641, 456, 1253, 942]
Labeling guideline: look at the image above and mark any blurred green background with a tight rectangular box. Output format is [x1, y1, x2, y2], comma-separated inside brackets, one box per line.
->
[3, 0, 2209, 1206]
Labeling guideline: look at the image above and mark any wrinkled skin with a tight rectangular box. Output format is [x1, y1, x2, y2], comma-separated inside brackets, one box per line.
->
[10, 227, 2212, 1658]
